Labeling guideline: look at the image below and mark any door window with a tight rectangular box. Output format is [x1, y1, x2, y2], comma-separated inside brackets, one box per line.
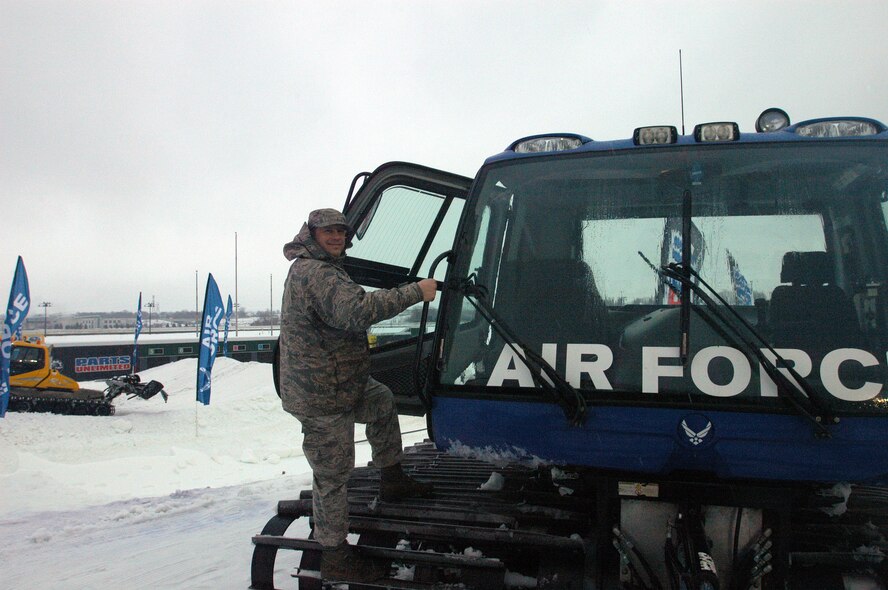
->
[346, 169, 469, 347]
[350, 186, 444, 271]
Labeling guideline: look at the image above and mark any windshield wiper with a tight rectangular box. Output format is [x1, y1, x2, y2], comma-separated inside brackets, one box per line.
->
[659, 263, 833, 438]
[457, 274, 588, 426]
[679, 190, 693, 365]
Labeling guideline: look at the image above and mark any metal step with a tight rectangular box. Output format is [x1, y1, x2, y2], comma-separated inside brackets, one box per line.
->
[257, 538, 507, 590]
[251, 442, 590, 589]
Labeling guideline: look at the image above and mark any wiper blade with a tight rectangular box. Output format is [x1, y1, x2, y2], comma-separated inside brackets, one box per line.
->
[660, 263, 833, 438]
[679, 190, 693, 365]
[458, 275, 588, 426]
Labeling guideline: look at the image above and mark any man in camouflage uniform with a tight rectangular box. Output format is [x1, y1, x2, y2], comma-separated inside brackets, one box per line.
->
[280, 208, 436, 582]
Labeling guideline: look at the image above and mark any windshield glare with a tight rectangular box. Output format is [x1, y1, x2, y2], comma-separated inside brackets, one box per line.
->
[442, 143, 888, 413]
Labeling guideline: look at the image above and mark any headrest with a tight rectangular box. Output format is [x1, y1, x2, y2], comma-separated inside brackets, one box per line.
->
[780, 251, 834, 285]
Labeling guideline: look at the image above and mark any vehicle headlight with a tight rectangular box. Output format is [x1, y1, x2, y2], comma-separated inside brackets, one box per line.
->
[795, 120, 881, 137]
[694, 122, 740, 142]
[634, 126, 677, 145]
[511, 135, 585, 153]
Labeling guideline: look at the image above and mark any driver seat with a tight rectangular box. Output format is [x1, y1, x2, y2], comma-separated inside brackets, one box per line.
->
[768, 251, 860, 350]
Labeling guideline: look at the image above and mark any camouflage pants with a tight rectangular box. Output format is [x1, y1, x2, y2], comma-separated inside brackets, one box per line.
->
[293, 377, 404, 547]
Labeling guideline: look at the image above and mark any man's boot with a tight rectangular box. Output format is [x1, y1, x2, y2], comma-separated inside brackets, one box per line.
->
[380, 463, 433, 502]
[320, 541, 389, 582]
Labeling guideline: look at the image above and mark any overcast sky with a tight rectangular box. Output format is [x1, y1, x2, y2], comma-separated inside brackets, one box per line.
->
[3, 0, 887, 316]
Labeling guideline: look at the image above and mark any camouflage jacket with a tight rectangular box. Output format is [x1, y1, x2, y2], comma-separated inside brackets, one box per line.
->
[279, 223, 423, 416]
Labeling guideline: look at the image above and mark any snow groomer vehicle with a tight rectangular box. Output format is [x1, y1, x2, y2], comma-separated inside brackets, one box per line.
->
[253, 109, 888, 589]
[7, 336, 167, 415]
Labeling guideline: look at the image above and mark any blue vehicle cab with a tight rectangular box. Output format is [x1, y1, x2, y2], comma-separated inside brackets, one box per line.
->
[344, 108, 888, 486]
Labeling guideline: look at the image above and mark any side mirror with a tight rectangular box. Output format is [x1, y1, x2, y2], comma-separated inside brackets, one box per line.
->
[51, 359, 63, 371]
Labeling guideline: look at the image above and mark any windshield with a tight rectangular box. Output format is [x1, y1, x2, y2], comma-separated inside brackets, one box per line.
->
[441, 142, 888, 413]
[10, 344, 44, 376]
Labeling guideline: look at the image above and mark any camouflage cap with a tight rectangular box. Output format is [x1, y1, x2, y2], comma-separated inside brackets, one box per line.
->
[307, 208, 354, 234]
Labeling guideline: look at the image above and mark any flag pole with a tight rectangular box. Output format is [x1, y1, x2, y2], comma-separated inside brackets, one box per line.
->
[195, 270, 199, 337]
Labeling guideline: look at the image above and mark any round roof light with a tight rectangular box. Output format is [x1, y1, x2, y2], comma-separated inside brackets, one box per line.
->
[756, 108, 790, 133]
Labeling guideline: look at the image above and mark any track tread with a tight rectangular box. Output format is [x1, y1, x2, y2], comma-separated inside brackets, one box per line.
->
[252, 441, 588, 589]
[8, 387, 114, 416]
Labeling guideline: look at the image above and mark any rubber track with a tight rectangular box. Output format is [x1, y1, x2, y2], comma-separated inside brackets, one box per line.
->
[251, 441, 589, 590]
[8, 387, 114, 416]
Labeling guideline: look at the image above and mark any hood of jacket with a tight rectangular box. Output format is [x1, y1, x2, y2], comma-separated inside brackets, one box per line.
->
[283, 222, 346, 263]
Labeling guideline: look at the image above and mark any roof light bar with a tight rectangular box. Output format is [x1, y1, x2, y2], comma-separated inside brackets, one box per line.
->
[694, 122, 740, 143]
[511, 135, 584, 154]
[795, 119, 881, 138]
[756, 108, 790, 133]
[633, 126, 677, 145]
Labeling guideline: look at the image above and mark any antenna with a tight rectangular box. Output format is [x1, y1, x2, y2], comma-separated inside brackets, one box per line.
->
[679, 49, 686, 135]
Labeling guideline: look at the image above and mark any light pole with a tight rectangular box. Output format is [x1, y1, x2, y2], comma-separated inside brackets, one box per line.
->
[39, 301, 51, 336]
[195, 270, 199, 337]
[146, 296, 156, 334]
[235, 231, 239, 336]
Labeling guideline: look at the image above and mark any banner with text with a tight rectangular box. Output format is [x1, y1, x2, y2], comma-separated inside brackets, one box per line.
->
[1, 257, 31, 417]
[197, 274, 224, 405]
[726, 250, 754, 306]
[658, 217, 706, 305]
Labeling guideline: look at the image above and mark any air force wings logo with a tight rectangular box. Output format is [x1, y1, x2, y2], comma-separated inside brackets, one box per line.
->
[681, 420, 712, 445]
[678, 414, 714, 448]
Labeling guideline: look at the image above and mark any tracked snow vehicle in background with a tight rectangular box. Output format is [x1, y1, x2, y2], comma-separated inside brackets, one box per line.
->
[7, 337, 167, 415]
[253, 109, 888, 589]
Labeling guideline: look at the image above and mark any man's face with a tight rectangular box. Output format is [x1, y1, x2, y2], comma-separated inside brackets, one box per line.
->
[314, 226, 348, 257]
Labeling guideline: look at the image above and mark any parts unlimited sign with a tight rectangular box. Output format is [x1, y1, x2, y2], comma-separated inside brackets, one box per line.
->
[74, 356, 131, 373]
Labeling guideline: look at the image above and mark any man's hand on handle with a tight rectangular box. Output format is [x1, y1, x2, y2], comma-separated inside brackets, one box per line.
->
[417, 278, 438, 302]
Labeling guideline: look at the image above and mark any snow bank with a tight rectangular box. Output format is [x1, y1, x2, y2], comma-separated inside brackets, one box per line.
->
[0, 357, 429, 588]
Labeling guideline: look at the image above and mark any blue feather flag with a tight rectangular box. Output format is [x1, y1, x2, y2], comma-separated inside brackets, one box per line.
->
[196, 274, 224, 405]
[727, 250, 754, 306]
[658, 217, 706, 305]
[223, 295, 233, 357]
[132, 292, 143, 374]
[1, 257, 31, 417]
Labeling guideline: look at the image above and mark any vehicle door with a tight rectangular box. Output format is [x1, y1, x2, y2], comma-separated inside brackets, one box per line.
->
[342, 162, 472, 414]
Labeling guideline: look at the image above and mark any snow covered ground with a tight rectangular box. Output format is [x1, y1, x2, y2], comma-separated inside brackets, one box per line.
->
[0, 357, 430, 589]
